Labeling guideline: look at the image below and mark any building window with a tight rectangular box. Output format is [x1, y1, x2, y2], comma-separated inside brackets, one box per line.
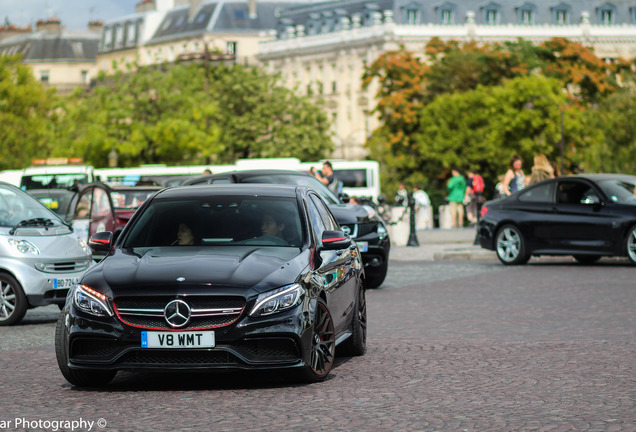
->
[597, 3, 616, 25]
[126, 21, 136, 46]
[102, 26, 112, 50]
[40, 70, 49, 83]
[332, 81, 337, 93]
[115, 24, 124, 48]
[516, 3, 536, 25]
[440, 9, 453, 24]
[227, 41, 237, 55]
[402, 3, 422, 25]
[481, 3, 502, 25]
[81, 70, 88, 84]
[552, 3, 571, 25]
[436, 2, 456, 24]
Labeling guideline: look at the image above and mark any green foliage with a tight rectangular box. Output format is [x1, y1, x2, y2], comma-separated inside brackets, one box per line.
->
[0, 55, 58, 170]
[50, 62, 332, 168]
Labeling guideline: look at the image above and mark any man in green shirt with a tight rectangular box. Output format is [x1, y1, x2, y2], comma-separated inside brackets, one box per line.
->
[447, 168, 467, 228]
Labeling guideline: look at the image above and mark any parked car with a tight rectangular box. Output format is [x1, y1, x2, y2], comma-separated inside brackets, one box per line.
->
[477, 174, 636, 265]
[184, 170, 390, 288]
[67, 182, 162, 245]
[55, 184, 367, 386]
[0, 182, 93, 325]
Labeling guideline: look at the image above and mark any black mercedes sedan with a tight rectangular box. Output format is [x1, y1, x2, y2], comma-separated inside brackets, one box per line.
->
[477, 174, 636, 265]
[55, 184, 366, 386]
[183, 170, 390, 288]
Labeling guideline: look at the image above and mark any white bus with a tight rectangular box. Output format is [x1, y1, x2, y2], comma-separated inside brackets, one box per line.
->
[299, 160, 382, 203]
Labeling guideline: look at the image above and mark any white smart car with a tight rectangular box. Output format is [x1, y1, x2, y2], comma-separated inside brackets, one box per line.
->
[0, 182, 93, 325]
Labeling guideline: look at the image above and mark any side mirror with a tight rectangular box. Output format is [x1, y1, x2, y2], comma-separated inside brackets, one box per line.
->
[320, 230, 351, 250]
[88, 232, 113, 253]
[338, 193, 350, 203]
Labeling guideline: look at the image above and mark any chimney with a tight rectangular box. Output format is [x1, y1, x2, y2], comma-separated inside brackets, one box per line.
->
[88, 20, 104, 33]
[249, 0, 257, 19]
[36, 17, 63, 34]
[188, 0, 204, 20]
[135, 0, 157, 13]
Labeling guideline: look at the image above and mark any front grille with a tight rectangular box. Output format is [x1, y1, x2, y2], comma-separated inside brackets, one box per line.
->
[37, 259, 91, 273]
[117, 350, 237, 366]
[114, 295, 245, 330]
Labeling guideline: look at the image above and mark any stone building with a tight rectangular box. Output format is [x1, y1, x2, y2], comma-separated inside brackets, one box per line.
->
[0, 18, 103, 95]
[258, 0, 636, 159]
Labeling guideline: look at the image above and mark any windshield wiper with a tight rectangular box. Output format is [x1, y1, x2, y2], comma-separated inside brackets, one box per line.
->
[9, 218, 55, 235]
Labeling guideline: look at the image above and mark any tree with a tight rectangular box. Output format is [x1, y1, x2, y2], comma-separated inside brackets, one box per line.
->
[52, 62, 332, 167]
[54, 62, 221, 167]
[0, 55, 58, 170]
[207, 64, 332, 162]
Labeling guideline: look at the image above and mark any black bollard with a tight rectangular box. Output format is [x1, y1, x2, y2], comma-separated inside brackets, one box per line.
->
[407, 193, 419, 247]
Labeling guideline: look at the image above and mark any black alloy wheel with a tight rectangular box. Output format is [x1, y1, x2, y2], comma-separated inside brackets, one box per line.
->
[626, 225, 636, 264]
[299, 299, 335, 383]
[0, 274, 27, 326]
[495, 224, 530, 265]
[55, 313, 117, 387]
[338, 287, 367, 357]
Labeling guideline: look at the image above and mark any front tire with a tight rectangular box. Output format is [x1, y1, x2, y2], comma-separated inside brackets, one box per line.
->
[338, 287, 367, 357]
[495, 224, 529, 265]
[55, 313, 116, 387]
[626, 225, 636, 264]
[298, 299, 335, 383]
[365, 261, 387, 289]
[0, 274, 28, 326]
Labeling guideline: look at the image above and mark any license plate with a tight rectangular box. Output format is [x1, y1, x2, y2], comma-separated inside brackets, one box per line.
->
[53, 277, 80, 289]
[356, 241, 369, 252]
[141, 331, 215, 349]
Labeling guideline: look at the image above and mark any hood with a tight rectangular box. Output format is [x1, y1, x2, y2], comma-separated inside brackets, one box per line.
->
[1, 229, 91, 260]
[88, 246, 310, 296]
[328, 203, 377, 225]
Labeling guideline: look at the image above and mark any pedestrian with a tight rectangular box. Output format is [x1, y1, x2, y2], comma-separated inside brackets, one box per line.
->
[413, 185, 432, 229]
[528, 154, 555, 185]
[501, 154, 526, 196]
[447, 168, 467, 228]
[315, 161, 343, 195]
[465, 169, 484, 225]
[395, 183, 409, 207]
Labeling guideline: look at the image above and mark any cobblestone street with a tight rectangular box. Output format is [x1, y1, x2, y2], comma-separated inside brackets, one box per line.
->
[1, 259, 635, 431]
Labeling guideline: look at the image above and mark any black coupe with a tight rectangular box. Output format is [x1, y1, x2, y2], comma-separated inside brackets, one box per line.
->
[55, 184, 366, 386]
[477, 174, 636, 265]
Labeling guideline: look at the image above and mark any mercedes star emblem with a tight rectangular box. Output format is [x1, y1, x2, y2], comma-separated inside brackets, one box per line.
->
[164, 299, 191, 328]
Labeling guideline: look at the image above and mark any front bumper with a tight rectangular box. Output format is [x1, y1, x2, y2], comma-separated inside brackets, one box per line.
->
[63, 303, 314, 372]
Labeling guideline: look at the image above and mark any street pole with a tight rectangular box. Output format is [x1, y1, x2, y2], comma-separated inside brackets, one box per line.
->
[559, 107, 564, 175]
[407, 193, 419, 247]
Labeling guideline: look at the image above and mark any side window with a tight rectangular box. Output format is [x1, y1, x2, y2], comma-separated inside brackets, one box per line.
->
[557, 181, 600, 205]
[91, 188, 111, 216]
[518, 183, 554, 203]
[306, 195, 326, 238]
[75, 191, 92, 218]
[210, 178, 231, 184]
[310, 194, 338, 231]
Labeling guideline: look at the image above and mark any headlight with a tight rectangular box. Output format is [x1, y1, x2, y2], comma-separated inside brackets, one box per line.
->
[73, 285, 114, 317]
[77, 238, 91, 256]
[250, 284, 305, 317]
[8, 239, 40, 255]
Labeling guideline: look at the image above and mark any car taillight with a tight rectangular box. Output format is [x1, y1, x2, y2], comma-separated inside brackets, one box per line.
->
[480, 205, 488, 218]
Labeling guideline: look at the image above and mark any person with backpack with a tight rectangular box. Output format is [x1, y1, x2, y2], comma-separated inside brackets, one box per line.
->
[465, 169, 485, 225]
[315, 161, 343, 195]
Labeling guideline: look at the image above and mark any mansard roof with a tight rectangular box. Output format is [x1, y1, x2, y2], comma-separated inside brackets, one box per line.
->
[0, 30, 99, 62]
[277, 0, 636, 25]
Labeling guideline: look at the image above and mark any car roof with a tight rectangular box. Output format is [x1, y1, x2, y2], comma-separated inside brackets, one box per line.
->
[157, 183, 302, 199]
[185, 169, 311, 184]
[564, 173, 636, 182]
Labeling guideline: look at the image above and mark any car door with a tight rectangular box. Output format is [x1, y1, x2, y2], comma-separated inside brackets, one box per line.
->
[547, 179, 619, 253]
[307, 193, 357, 335]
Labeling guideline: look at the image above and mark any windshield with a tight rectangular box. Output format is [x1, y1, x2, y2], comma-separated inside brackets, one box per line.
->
[597, 179, 636, 205]
[123, 195, 303, 249]
[240, 174, 340, 205]
[0, 184, 66, 228]
[21, 174, 89, 190]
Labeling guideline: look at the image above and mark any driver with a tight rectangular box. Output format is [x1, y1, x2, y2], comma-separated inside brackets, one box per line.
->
[261, 213, 286, 239]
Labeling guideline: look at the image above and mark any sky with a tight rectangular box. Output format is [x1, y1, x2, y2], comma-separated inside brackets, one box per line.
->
[1, 0, 137, 31]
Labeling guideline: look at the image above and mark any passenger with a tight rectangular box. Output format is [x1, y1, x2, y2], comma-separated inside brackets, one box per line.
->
[175, 223, 195, 245]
